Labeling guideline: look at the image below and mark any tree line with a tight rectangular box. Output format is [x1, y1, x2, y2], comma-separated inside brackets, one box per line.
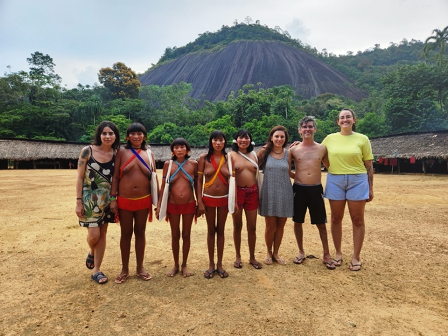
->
[0, 26, 447, 145]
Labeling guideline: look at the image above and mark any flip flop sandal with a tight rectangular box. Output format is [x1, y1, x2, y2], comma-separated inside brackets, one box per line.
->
[218, 269, 229, 278]
[203, 269, 216, 279]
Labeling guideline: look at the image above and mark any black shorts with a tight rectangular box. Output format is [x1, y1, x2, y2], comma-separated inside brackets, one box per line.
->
[293, 183, 327, 225]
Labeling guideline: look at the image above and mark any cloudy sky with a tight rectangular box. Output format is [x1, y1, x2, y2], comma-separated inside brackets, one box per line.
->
[1, 0, 446, 88]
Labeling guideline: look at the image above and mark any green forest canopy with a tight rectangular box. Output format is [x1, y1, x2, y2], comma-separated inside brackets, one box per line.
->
[0, 24, 447, 146]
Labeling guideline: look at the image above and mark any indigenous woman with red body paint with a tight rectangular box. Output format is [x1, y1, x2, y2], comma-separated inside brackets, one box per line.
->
[110, 123, 157, 284]
[197, 131, 231, 279]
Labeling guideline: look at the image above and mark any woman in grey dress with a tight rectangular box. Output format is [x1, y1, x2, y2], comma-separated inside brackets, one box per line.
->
[257, 126, 294, 265]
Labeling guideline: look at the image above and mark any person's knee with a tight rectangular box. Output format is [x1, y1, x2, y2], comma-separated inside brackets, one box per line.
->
[331, 214, 344, 224]
[181, 232, 191, 242]
[351, 217, 365, 227]
[87, 230, 101, 244]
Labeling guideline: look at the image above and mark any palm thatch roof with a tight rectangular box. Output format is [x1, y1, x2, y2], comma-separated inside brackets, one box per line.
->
[0, 138, 263, 161]
[370, 130, 448, 160]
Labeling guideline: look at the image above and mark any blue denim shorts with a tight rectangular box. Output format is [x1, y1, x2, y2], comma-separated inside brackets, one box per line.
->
[324, 173, 369, 201]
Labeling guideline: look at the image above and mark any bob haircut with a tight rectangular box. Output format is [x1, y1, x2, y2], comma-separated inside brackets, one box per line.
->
[232, 129, 254, 153]
[338, 108, 357, 132]
[170, 138, 191, 160]
[206, 130, 227, 162]
[92, 121, 121, 149]
[125, 123, 148, 150]
[260, 125, 289, 169]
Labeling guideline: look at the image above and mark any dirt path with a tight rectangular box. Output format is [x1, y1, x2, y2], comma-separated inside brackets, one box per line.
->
[1, 170, 447, 335]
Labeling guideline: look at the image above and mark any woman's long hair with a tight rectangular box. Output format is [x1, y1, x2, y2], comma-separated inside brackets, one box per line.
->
[125, 123, 147, 150]
[92, 121, 120, 149]
[206, 130, 227, 162]
[260, 125, 289, 169]
[231, 129, 254, 153]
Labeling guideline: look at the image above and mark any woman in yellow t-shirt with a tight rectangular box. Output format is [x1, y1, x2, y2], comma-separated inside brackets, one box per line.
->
[322, 109, 373, 271]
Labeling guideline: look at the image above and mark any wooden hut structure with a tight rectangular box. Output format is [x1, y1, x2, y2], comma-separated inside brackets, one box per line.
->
[370, 130, 448, 174]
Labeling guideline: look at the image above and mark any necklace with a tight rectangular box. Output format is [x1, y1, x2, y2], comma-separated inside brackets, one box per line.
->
[272, 149, 283, 154]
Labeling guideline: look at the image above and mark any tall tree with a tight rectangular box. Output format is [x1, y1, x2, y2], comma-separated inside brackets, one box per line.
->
[424, 26, 448, 67]
[98, 62, 140, 99]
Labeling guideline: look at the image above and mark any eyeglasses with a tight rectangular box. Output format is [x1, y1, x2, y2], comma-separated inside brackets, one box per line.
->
[300, 125, 315, 129]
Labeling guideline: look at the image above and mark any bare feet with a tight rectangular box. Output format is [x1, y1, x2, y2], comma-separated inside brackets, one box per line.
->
[167, 266, 179, 277]
[182, 265, 194, 278]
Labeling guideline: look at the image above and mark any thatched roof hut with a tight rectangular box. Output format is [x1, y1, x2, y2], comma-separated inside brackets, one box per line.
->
[370, 130, 448, 160]
[0, 138, 263, 165]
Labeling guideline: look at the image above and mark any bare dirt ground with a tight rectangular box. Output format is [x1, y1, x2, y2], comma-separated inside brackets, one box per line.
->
[1, 170, 447, 336]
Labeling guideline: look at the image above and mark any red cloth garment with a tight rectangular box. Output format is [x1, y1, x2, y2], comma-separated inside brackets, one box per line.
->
[384, 158, 389, 165]
[116, 195, 152, 222]
[410, 157, 416, 164]
[390, 159, 397, 166]
[203, 195, 228, 208]
[378, 157, 383, 164]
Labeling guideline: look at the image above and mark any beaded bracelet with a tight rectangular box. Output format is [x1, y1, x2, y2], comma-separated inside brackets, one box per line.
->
[76, 197, 82, 200]
[110, 195, 117, 201]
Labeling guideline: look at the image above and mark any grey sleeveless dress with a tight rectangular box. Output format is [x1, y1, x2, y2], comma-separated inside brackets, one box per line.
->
[258, 150, 294, 217]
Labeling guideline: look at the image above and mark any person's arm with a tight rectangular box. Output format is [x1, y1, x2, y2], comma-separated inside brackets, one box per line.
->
[109, 149, 122, 214]
[75, 146, 90, 218]
[192, 160, 200, 221]
[196, 155, 206, 216]
[322, 147, 329, 170]
[364, 159, 374, 202]
[288, 149, 295, 179]
[256, 146, 266, 168]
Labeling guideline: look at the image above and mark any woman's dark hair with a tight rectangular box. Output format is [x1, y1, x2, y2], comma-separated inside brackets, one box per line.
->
[125, 123, 148, 150]
[338, 108, 357, 132]
[170, 138, 191, 160]
[206, 130, 227, 162]
[92, 121, 120, 149]
[261, 125, 289, 169]
[232, 129, 254, 153]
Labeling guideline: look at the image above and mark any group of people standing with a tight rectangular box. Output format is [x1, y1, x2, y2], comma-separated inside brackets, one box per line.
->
[76, 108, 373, 285]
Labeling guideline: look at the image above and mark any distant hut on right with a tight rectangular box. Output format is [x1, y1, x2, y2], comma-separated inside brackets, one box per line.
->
[370, 130, 448, 174]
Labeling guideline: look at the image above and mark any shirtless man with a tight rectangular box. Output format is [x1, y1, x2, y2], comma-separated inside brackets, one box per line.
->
[290, 116, 335, 270]
[230, 130, 262, 270]
[156, 138, 198, 278]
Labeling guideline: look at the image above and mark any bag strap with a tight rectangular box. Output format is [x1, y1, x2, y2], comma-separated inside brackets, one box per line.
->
[238, 151, 259, 179]
[146, 149, 156, 172]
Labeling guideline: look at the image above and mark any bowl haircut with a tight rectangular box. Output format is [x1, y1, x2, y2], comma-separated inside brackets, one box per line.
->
[125, 123, 148, 150]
